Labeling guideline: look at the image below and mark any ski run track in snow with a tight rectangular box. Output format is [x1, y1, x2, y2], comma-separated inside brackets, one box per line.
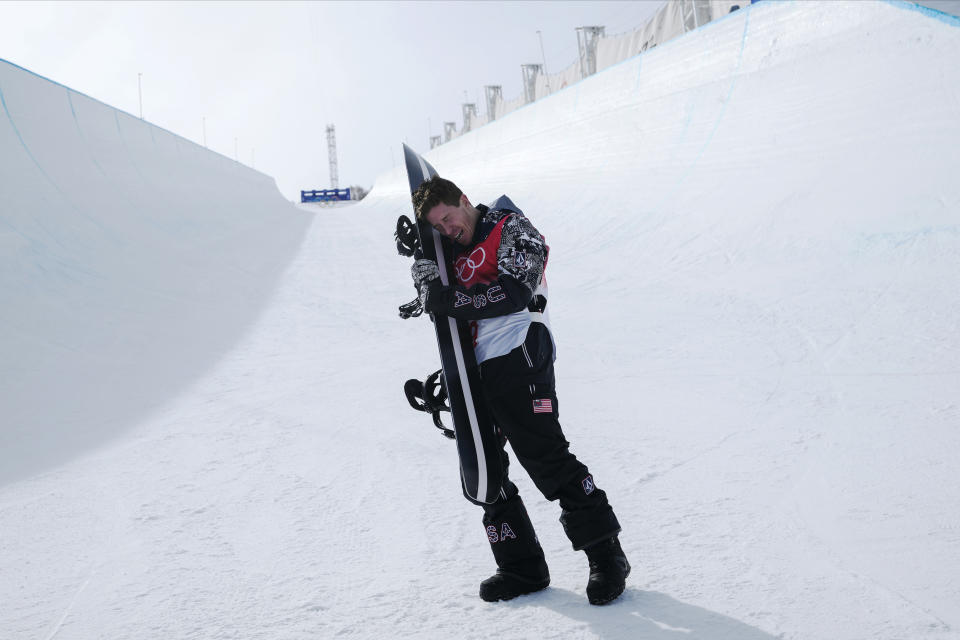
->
[2, 2, 959, 639]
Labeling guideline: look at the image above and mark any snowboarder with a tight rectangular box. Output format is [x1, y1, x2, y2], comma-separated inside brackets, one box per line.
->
[407, 176, 631, 605]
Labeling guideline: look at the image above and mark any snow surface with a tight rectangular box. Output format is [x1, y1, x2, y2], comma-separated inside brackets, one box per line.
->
[2, 1, 960, 638]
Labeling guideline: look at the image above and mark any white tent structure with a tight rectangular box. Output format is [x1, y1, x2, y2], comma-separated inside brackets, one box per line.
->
[455, 0, 752, 135]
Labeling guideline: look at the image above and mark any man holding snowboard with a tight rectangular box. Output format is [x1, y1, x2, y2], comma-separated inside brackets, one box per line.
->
[407, 176, 630, 605]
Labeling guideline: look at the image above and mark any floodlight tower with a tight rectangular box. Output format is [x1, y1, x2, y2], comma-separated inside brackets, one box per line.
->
[326, 124, 339, 189]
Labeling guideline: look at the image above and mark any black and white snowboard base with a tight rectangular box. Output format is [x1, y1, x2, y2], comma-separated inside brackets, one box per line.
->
[401, 143, 502, 504]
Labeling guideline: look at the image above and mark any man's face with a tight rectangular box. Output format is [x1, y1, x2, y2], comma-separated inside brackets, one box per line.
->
[425, 195, 475, 246]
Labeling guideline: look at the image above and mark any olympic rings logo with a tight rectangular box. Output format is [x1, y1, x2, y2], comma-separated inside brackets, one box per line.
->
[454, 246, 486, 282]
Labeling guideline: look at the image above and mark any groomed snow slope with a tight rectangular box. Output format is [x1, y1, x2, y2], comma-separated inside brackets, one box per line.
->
[2, 1, 959, 639]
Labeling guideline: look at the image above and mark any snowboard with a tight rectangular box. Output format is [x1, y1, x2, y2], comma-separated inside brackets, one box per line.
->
[401, 143, 502, 504]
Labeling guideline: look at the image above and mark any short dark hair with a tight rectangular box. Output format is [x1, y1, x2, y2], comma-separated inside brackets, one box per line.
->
[412, 176, 462, 220]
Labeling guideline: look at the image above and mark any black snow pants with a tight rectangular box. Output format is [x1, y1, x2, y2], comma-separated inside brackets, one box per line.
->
[470, 322, 621, 576]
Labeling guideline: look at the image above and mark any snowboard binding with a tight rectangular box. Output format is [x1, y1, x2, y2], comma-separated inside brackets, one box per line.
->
[398, 296, 423, 319]
[395, 215, 420, 257]
[397, 214, 425, 319]
[404, 369, 454, 439]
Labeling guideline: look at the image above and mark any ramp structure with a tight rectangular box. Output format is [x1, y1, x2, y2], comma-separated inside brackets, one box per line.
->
[0, 59, 310, 483]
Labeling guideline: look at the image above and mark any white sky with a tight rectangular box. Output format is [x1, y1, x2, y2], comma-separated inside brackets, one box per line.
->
[0, 0, 667, 200]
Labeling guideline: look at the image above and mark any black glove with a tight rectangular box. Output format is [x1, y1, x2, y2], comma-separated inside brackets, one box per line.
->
[411, 258, 440, 291]
[399, 259, 440, 320]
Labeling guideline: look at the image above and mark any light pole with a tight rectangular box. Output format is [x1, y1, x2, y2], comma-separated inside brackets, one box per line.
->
[234, 137, 238, 162]
[202, 117, 207, 147]
[138, 72, 143, 119]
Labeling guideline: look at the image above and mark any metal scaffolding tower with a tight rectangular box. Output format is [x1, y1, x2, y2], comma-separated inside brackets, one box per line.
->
[681, 0, 711, 32]
[326, 124, 339, 189]
[444, 121, 457, 142]
[462, 103, 478, 132]
[576, 26, 606, 79]
[521, 64, 542, 104]
[429, 135, 442, 149]
[485, 85, 503, 122]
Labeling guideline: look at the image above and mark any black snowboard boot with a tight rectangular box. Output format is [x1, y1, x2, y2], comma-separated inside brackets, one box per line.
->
[480, 495, 550, 602]
[584, 536, 631, 605]
[479, 568, 550, 602]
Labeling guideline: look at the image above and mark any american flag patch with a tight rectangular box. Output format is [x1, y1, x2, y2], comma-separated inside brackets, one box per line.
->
[532, 398, 553, 414]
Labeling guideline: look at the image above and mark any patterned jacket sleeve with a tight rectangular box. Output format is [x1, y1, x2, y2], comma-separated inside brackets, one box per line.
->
[425, 213, 547, 320]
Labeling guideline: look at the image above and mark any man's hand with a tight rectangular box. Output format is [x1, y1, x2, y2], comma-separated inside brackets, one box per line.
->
[398, 258, 441, 320]
[411, 258, 440, 291]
